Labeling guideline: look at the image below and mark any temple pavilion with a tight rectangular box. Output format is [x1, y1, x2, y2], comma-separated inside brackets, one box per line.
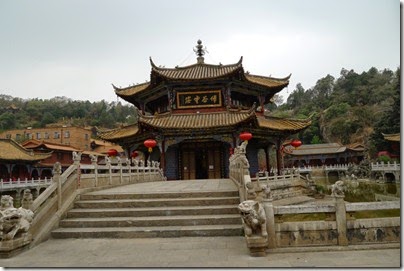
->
[99, 40, 311, 180]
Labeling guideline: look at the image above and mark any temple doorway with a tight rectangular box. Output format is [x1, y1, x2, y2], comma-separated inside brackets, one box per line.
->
[180, 140, 225, 180]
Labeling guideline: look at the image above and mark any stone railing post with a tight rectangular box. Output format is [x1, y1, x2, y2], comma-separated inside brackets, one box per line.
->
[117, 157, 123, 184]
[332, 181, 348, 246]
[73, 152, 82, 187]
[52, 162, 62, 210]
[262, 185, 276, 249]
[90, 154, 98, 187]
[106, 157, 112, 185]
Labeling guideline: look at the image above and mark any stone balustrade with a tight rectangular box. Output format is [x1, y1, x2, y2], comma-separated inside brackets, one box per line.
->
[0, 152, 166, 258]
[229, 143, 400, 256]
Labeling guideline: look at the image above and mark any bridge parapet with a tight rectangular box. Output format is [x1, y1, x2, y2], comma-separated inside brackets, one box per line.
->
[371, 161, 400, 172]
[23, 153, 166, 256]
[324, 164, 349, 171]
[0, 178, 52, 192]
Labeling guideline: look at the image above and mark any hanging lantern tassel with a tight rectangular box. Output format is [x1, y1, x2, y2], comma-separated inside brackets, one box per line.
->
[144, 139, 157, 153]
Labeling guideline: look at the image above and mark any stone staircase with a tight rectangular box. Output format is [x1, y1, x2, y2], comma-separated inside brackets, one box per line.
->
[51, 190, 243, 238]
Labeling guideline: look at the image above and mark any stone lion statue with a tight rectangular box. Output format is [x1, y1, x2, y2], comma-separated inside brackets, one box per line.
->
[331, 180, 345, 197]
[238, 200, 267, 237]
[0, 195, 34, 241]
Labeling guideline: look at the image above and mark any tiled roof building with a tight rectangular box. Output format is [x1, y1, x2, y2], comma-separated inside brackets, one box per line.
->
[0, 139, 51, 180]
[283, 143, 365, 167]
[99, 40, 311, 179]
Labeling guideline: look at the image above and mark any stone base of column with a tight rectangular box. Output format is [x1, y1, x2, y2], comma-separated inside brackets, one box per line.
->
[246, 236, 268, 257]
[0, 233, 32, 258]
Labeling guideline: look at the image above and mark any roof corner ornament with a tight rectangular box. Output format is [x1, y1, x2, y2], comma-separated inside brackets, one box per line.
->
[193, 39, 206, 64]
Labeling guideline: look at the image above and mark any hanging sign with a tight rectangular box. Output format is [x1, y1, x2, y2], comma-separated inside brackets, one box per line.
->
[177, 90, 222, 109]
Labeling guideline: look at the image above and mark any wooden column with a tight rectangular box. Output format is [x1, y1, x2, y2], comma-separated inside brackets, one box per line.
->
[276, 139, 282, 175]
[264, 146, 270, 173]
[161, 138, 166, 174]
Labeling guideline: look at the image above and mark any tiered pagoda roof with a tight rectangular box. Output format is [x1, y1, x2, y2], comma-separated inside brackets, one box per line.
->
[113, 55, 290, 105]
[100, 40, 310, 144]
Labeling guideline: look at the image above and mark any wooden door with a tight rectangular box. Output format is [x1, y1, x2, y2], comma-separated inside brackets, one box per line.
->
[181, 150, 195, 180]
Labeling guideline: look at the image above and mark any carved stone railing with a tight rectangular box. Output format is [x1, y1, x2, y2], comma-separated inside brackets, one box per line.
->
[324, 164, 350, 171]
[245, 180, 400, 252]
[231, 146, 400, 256]
[371, 161, 400, 171]
[2, 152, 166, 257]
[228, 141, 251, 202]
[0, 178, 52, 191]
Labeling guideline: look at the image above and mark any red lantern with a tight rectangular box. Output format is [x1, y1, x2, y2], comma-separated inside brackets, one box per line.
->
[290, 139, 302, 149]
[239, 131, 253, 142]
[131, 150, 139, 158]
[107, 149, 118, 157]
[144, 139, 157, 153]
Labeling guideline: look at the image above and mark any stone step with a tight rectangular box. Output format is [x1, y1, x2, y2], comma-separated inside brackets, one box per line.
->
[51, 224, 243, 238]
[67, 205, 239, 218]
[73, 197, 240, 209]
[80, 190, 239, 200]
[54, 181, 243, 239]
[59, 214, 242, 228]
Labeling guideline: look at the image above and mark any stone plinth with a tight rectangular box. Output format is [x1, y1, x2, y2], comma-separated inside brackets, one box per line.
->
[0, 233, 32, 258]
[245, 236, 268, 257]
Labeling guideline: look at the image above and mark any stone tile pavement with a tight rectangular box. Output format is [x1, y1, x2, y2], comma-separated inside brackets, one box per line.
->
[1, 179, 400, 268]
[0, 236, 400, 268]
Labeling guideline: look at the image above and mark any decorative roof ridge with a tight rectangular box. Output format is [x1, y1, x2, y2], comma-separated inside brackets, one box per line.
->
[112, 81, 150, 91]
[382, 132, 400, 137]
[0, 138, 52, 158]
[139, 108, 253, 121]
[97, 123, 138, 133]
[293, 142, 343, 148]
[263, 115, 312, 123]
[149, 56, 243, 71]
[245, 73, 292, 82]
[36, 140, 81, 150]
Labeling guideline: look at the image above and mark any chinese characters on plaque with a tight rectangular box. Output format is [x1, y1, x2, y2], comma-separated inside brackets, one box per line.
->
[177, 90, 222, 109]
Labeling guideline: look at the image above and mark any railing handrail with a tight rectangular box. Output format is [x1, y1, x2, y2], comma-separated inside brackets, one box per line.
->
[371, 161, 400, 171]
[0, 177, 53, 189]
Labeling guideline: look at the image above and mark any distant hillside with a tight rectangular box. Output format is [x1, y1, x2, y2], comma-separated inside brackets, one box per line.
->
[1, 66, 400, 159]
[270, 66, 400, 158]
[0, 95, 137, 131]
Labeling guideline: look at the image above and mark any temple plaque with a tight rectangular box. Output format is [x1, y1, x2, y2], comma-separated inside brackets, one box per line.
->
[177, 90, 222, 109]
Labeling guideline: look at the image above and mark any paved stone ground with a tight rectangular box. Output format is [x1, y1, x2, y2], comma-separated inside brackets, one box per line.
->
[0, 237, 400, 268]
[1, 179, 400, 268]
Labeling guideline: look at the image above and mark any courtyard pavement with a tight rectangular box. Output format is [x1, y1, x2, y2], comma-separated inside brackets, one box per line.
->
[0, 237, 400, 268]
[0, 179, 400, 268]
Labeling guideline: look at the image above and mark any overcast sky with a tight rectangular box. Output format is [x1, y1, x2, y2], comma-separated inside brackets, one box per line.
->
[0, 0, 400, 104]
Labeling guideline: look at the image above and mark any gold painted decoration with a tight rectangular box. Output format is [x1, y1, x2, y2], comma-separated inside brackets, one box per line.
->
[177, 90, 222, 109]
